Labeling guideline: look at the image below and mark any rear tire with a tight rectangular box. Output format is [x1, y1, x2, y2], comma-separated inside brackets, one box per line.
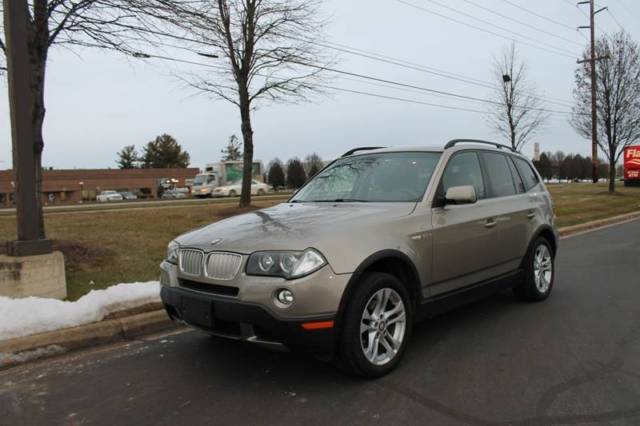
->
[513, 237, 554, 301]
[257, 189, 266, 196]
[336, 272, 412, 378]
[228, 190, 237, 197]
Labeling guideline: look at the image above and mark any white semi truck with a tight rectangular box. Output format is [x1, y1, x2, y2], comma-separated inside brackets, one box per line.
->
[192, 160, 263, 198]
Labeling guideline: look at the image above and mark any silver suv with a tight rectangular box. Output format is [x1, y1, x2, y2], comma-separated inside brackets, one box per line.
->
[160, 140, 558, 377]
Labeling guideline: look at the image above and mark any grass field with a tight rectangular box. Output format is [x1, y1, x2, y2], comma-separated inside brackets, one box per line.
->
[0, 183, 638, 300]
[548, 183, 640, 227]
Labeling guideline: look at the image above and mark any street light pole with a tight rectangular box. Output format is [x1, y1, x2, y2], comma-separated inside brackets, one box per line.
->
[3, 0, 52, 256]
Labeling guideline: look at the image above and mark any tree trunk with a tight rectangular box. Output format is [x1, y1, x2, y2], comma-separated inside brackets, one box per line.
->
[27, 44, 47, 239]
[609, 158, 616, 193]
[31, 60, 46, 238]
[238, 82, 253, 208]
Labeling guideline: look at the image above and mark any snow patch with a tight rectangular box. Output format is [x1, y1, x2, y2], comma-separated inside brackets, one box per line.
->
[0, 282, 160, 341]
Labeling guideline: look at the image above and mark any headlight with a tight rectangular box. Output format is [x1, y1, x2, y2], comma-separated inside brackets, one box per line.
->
[166, 240, 180, 264]
[246, 249, 326, 279]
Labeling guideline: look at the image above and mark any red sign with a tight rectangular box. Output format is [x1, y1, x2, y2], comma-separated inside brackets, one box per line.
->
[624, 146, 640, 180]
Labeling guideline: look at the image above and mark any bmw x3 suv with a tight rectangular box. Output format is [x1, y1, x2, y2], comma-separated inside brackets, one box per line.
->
[160, 139, 558, 377]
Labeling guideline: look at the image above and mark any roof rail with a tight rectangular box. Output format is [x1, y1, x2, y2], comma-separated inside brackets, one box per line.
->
[444, 139, 517, 153]
[341, 146, 386, 157]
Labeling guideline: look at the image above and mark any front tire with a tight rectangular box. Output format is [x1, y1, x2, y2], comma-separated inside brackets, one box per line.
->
[228, 190, 237, 197]
[513, 237, 555, 301]
[337, 272, 412, 378]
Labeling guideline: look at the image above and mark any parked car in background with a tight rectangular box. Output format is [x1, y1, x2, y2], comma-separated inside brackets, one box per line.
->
[212, 180, 270, 197]
[97, 190, 123, 202]
[161, 189, 187, 199]
[160, 140, 558, 377]
[119, 191, 138, 200]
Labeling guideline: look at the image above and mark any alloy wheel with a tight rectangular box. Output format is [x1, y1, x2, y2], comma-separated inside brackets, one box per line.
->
[360, 288, 407, 366]
[533, 244, 553, 293]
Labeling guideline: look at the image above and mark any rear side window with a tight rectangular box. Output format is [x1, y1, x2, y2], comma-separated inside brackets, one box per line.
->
[512, 157, 540, 191]
[441, 151, 486, 200]
[507, 157, 525, 193]
[480, 152, 517, 198]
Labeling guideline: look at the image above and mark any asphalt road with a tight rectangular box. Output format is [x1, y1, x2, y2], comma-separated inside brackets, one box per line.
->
[2, 219, 640, 426]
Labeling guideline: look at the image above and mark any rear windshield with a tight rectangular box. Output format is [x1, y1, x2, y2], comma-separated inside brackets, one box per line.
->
[291, 152, 442, 203]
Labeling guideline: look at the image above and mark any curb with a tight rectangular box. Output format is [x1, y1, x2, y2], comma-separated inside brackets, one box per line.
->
[558, 210, 640, 238]
[1, 210, 638, 369]
[0, 309, 180, 369]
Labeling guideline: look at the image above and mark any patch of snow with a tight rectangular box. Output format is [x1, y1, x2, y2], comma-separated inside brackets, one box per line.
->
[0, 282, 160, 341]
[0, 345, 65, 367]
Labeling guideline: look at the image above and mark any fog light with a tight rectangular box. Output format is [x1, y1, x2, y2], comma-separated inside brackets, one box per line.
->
[276, 289, 294, 305]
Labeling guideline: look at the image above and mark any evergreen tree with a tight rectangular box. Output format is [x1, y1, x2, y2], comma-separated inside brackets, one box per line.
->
[268, 159, 286, 190]
[221, 135, 243, 161]
[116, 145, 139, 169]
[286, 158, 307, 189]
[141, 134, 190, 168]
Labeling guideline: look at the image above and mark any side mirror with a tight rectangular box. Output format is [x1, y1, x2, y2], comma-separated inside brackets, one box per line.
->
[445, 185, 477, 205]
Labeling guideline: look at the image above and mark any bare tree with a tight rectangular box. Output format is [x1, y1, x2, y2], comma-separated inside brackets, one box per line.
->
[0, 1, 171, 237]
[156, 0, 330, 207]
[488, 43, 548, 152]
[571, 31, 640, 193]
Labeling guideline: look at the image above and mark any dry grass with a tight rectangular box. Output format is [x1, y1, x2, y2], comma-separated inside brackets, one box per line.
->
[0, 184, 638, 300]
[547, 183, 640, 227]
[0, 200, 283, 300]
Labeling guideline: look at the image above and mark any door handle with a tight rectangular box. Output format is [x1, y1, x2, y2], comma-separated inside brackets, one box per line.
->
[484, 219, 497, 229]
[527, 211, 536, 219]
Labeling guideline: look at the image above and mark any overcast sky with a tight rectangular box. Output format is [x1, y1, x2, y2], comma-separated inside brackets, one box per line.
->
[1, 0, 640, 171]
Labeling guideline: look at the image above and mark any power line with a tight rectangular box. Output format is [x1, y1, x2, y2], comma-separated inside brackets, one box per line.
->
[460, 0, 584, 47]
[501, 0, 578, 31]
[422, 0, 579, 54]
[138, 51, 582, 119]
[394, 0, 576, 59]
[297, 38, 575, 108]
[613, 0, 640, 21]
[607, 9, 625, 31]
[326, 86, 489, 114]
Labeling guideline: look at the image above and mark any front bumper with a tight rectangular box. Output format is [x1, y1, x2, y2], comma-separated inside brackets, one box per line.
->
[161, 286, 337, 356]
[159, 260, 351, 356]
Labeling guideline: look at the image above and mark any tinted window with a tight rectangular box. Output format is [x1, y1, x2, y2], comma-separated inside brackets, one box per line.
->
[441, 152, 486, 200]
[513, 157, 539, 191]
[507, 157, 525, 193]
[481, 152, 517, 197]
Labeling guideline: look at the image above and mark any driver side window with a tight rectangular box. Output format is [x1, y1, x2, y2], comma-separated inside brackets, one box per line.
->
[441, 152, 486, 200]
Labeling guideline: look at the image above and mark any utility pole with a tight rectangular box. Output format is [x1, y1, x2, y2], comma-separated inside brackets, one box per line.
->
[578, 0, 608, 184]
[3, 0, 52, 256]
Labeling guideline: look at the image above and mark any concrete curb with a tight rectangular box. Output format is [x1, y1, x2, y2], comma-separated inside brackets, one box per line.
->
[558, 210, 640, 238]
[0, 309, 180, 369]
[1, 210, 638, 369]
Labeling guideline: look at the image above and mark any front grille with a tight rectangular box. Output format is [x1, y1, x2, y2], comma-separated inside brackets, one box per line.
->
[205, 252, 242, 280]
[180, 279, 239, 297]
[179, 249, 204, 276]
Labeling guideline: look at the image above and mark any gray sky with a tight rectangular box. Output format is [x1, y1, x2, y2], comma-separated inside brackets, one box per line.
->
[1, 0, 640, 171]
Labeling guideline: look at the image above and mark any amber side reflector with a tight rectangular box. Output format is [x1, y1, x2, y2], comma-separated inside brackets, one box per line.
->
[301, 320, 334, 330]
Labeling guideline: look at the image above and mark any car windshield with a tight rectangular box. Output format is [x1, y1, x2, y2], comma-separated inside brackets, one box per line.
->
[291, 152, 441, 203]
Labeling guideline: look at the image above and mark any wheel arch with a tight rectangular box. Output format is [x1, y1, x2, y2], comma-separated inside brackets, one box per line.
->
[531, 224, 558, 256]
[335, 250, 422, 329]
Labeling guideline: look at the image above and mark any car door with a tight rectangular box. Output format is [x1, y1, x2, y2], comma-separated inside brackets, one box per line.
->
[430, 151, 500, 296]
[478, 151, 530, 273]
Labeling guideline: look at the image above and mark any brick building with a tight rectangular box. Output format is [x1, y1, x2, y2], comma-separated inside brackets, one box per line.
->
[0, 168, 199, 206]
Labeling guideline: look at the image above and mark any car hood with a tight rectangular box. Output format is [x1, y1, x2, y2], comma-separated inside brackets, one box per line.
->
[175, 202, 417, 254]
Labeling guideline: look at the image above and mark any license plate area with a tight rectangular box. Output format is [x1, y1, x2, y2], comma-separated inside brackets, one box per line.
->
[181, 297, 213, 328]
